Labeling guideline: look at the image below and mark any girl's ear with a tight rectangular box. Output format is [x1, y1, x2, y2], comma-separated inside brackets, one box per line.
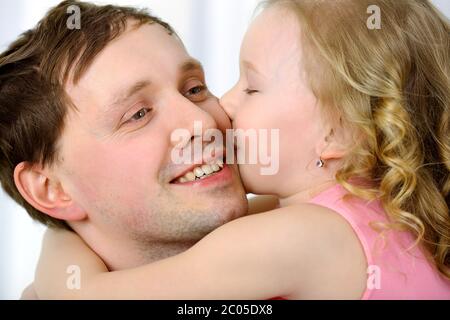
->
[315, 122, 352, 161]
[13, 162, 86, 221]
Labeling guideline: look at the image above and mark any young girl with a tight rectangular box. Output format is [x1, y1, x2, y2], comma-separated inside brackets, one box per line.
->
[34, 0, 450, 299]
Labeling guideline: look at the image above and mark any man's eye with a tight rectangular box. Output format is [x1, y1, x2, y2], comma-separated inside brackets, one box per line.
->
[186, 85, 207, 97]
[130, 108, 151, 122]
[244, 88, 259, 95]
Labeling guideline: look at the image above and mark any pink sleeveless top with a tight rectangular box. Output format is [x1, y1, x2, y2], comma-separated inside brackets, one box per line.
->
[308, 184, 450, 299]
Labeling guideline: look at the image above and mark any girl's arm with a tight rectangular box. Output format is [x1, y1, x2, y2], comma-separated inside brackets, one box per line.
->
[35, 204, 366, 299]
[20, 284, 39, 300]
[34, 195, 279, 299]
[35, 228, 110, 299]
[247, 195, 279, 215]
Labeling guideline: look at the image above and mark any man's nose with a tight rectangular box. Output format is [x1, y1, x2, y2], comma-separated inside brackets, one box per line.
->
[169, 95, 218, 148]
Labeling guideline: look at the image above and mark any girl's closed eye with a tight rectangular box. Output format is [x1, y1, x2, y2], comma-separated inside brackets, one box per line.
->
[244, 88, 259, 95]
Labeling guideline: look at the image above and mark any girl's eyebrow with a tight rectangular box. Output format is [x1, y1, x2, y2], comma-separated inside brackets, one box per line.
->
[242, 60, 266, 78]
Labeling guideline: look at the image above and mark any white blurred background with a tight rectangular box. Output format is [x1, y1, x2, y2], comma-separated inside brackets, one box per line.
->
[0, 0, 449, 299]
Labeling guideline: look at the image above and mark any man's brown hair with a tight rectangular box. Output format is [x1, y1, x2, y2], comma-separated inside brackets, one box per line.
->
[0, 0, 175, 229]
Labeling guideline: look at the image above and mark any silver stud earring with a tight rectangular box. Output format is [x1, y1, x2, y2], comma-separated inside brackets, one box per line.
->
[316, 158, 324, 168]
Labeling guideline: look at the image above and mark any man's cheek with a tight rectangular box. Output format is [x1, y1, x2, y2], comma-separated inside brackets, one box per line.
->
[65, 149, 127, 196]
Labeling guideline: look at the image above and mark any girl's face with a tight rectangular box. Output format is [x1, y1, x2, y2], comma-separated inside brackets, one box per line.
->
[221, 6, 333, 197]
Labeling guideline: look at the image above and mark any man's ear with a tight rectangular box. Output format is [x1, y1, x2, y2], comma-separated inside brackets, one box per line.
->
[13, 162, 86, 221]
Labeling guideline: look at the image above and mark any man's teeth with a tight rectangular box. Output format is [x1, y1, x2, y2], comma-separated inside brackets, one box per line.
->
[176, 160, 224, 183]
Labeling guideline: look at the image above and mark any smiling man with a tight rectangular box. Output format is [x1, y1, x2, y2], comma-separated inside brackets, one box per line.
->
[0, 0, 247, 278]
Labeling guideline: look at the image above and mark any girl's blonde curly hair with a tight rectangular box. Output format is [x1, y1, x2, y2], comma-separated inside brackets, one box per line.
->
[266, 0, 450, 279]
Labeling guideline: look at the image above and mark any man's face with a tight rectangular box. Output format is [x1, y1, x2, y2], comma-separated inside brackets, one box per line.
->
[54, 22, 247, 243]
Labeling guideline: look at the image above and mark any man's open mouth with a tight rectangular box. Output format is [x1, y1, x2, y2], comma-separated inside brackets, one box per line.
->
[171, 159, 225, 184]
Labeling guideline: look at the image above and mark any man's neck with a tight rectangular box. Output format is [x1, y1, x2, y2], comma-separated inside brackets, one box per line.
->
[132, 240, 197, 268]
[72, 224, 197, 270]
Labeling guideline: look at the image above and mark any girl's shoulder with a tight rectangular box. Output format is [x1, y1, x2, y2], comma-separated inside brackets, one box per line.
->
[241, 201, 361, 238]
[234, 203, 368, 299]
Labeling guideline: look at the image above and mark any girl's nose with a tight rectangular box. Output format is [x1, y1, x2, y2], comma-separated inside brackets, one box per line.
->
[219, 86, 238, 121]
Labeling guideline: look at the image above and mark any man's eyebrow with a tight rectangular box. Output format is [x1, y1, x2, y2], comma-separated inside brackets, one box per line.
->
[180, 58, 204, 74]
[105, 80, 151, 112]
[103, 59, 203, 113]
